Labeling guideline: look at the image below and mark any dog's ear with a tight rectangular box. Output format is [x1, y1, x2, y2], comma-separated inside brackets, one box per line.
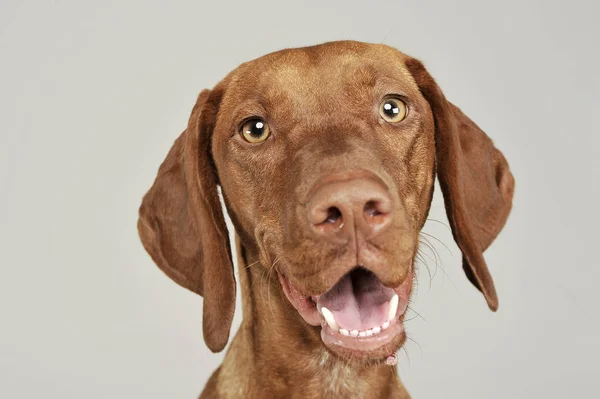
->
[137, 89, 235, 351]
[405, 58, 515, 311]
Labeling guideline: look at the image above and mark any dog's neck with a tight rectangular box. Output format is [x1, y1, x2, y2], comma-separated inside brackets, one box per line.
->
[206, 242, 410, 399]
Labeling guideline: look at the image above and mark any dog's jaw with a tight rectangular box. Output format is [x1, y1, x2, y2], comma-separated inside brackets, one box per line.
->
[278, 266, 413, 360]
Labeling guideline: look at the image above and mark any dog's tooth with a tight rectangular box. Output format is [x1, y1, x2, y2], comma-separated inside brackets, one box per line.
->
[388, 294, 399, 321]
[382, 321, 390, 330]
[365, 329, 373, 337]
[340, 328, 349, 336]
[358, 331, 367, 337]
[321, 307, 339, 332]
[350, 330, 359, 337]
[372, 326, 381, 335]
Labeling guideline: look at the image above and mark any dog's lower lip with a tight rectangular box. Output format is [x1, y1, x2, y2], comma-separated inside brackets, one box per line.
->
[320, 316, 405, 356]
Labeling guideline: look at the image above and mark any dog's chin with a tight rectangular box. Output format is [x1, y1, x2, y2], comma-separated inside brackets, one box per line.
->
[278, 267, 412, 361]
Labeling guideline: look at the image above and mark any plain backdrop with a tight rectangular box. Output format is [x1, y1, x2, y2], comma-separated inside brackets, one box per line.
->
[1, 1, 598, 398]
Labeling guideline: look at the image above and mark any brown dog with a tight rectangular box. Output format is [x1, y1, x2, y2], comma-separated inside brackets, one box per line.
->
[138, 41, 514, 398]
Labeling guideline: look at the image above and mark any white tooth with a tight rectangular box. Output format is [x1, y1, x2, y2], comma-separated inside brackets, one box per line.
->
[388, 294, 399, 321]
[365, 329, 373, 337]
[350, 330, 359, 337]
[340, 328, 349, 336]
[382, 321, 390, 330]
[358, 331, 367, 337]
[372, 326, 381, 334]
[321, 307, 339, 332]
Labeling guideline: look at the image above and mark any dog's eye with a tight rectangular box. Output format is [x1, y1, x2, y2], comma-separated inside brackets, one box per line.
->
[379, 98, 407, 123]
[240, 119, 271, 143]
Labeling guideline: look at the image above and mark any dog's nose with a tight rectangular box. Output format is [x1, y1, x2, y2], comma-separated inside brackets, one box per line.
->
[307, 178, 393, 241]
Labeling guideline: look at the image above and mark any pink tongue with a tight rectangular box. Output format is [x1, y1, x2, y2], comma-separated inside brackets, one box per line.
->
[316, 268, 394, 331]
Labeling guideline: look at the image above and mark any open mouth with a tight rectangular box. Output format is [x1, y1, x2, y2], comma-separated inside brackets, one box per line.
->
[279, 266, 412, 359]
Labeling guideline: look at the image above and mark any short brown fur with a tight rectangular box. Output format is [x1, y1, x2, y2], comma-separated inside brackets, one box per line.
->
[138, 41, 514, 398]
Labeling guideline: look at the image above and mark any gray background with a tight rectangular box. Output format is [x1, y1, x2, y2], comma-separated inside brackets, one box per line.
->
[1, 0, 598, 398]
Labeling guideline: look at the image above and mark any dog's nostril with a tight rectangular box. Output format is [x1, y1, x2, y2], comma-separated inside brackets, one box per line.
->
[364, 201, 383, 217]
[324, 207, 342, 224]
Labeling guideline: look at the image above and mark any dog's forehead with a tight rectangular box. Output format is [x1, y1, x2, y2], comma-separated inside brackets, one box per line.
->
[222, 42, 419, 109]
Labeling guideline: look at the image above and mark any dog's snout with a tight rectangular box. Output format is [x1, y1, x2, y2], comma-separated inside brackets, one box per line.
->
[307, 178, 393, 241]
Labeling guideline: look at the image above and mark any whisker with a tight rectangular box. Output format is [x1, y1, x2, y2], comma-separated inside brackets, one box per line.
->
[419, 236, 441, 266]
[406, 334, 424, 360]
[402, 313, 421, 323]
[401, 345, 411, 372]
[419, 231, 461, 292]
[380, 26, 394, 44]
[236, 259, 261, 277]
[406, 304, 426, 322]
[421, 235, 459, 291]
[415, 251, 433, 290]
[420, 231, 453, 255]
[245, 260, 260, 270]
[426, 218, 451, 232]
[247, 263, 263, 291]
[418, 239, 441, 281]
[265, 257, 283, 329]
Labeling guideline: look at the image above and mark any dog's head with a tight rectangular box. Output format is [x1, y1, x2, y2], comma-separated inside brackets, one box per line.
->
[138, 41, 514, 360]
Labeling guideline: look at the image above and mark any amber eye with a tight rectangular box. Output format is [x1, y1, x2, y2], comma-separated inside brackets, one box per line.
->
[240, 119, 271, 143]
[379, 97, 407, 123]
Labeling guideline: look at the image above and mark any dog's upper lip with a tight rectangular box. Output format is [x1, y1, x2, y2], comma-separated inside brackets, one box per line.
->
[284, 262, 411, 298]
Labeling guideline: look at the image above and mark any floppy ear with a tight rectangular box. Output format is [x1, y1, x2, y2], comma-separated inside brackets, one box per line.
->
[405, 58, 515, 311]
[137, 89, 236, 352]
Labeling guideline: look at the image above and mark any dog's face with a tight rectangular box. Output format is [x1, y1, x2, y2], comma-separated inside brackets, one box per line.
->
[212, 43, 435, 359]
[138, 41, 514, 361]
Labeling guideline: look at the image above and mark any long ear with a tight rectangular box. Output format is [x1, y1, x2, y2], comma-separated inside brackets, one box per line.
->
[405, 58, 515, 311]
[137, 89, 236, 352]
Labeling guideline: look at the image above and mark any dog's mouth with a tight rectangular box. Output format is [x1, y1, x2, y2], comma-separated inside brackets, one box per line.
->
[279, 266, 412, 359]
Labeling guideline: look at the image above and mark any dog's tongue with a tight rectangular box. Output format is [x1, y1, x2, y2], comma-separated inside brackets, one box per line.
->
[315, 268, 394, 331]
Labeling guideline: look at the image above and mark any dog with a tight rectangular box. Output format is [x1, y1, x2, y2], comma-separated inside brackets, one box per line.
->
[138, 40, 515, 398]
